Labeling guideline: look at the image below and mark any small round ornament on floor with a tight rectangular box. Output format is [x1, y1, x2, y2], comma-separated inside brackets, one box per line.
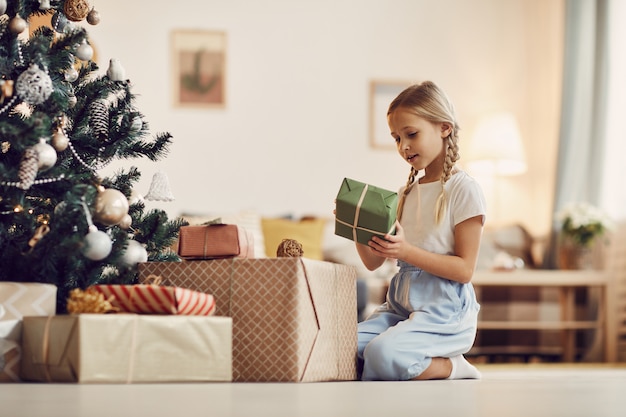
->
[276, 239, 304, 257]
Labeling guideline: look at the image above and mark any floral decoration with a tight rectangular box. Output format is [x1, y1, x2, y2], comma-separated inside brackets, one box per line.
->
[556, 202, 612, 247]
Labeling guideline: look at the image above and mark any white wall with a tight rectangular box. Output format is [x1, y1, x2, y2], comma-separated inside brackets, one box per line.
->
[87, 0, 563, 237]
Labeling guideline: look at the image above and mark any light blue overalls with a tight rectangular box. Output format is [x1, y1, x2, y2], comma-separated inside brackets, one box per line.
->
[357, 260, 480, 381]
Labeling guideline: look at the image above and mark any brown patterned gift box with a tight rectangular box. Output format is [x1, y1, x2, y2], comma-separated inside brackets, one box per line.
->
[138, 258, 358, 382]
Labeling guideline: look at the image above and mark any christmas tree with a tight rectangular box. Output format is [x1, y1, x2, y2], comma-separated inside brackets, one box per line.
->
[0, 0, 186, 312]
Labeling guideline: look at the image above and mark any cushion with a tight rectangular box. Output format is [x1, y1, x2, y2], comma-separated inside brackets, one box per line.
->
[261, 217, 326, 260]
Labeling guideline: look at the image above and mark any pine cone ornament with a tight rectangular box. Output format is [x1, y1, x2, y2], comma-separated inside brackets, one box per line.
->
[89, 99, 109, 140]
[17, 148, 39, 190]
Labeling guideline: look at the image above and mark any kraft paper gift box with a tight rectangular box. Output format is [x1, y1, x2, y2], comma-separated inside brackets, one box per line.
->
[138, 258, 358, 382]
[20, 314, 232, 383]
[178, 223, 255, 259]
[0, 282, 57, 382]
[88, 283, 216, 315]
[335, 178, 398, 245]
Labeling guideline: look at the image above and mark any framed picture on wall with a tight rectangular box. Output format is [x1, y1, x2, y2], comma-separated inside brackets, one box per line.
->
[369, 80, 411, 149]
[171, 30, 226, 108]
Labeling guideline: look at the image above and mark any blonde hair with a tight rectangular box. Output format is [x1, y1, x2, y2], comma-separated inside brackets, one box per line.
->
[389, 81, 460, 224]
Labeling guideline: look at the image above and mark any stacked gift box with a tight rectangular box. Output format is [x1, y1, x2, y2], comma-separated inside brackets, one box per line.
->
[2, 211, 362, 384]
[138, 257, 358, 382]
[1, 281, 232, 383]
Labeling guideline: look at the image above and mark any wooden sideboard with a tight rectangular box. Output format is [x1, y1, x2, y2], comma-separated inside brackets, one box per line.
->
[471, 269, 615, 362]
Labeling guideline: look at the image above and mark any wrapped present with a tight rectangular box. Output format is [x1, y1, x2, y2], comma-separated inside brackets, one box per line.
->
[138, 258, 358, 382]
[334, 177, 398, 245]
[88, 280, 216, 316]
[0, 282, 57, 382]
[178, 223, 255, 259]
[20, 314, 232, 383]
[0, 338, 20, 382]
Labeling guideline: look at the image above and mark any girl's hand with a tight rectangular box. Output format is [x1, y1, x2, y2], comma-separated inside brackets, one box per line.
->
[369, 221, 407, 260]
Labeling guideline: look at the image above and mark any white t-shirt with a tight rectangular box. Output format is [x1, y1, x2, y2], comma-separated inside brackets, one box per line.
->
[399, 170, 486, 255]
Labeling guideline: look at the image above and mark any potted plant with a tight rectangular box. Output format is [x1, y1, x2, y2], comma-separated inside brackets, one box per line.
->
[555, 202, 612, 269]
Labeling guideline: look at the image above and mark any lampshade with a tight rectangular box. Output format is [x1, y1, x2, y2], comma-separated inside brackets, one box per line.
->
[466, 113, 527, 176]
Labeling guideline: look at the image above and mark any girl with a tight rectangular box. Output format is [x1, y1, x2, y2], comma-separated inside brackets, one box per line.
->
[357, 81, 486, 381]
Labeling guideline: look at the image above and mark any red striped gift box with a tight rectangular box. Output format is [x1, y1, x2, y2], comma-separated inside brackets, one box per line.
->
[89, 283, 216, 316]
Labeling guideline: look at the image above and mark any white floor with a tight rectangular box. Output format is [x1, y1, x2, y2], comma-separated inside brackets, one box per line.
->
[3, 364, 626, 417]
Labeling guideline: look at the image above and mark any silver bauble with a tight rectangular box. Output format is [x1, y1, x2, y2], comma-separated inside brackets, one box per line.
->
[94, 187, 129, 226]
[82, 227, 112, 260]
[0, 0, 7, 15]
[64, 67, 79, 82]
[51, 12, 69, 33]
[121, 239, 148, 266]
[75, 42, 93, 61]
[32, 139, 57, 171]
[87, 9, 101, 25]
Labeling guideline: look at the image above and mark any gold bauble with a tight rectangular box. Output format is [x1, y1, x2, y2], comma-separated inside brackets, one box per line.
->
[51, 129, 69, 152]
[118, 214, 132, 230]
[94, 187, 129, 226]
[9, 15, 27, 34]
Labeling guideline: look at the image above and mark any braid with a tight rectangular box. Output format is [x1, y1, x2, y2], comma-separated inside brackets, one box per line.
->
[396, 167, 418, 222]
[435, 132, 460, 224]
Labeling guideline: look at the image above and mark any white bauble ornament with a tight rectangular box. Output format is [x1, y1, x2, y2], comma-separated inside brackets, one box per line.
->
[82, 226, 112, 260]
[75, 42, 93, 61]
[64, 67, 79, 82]
[119, 214, 132, 229]
[31, 139, 57, 171]
[94, 187, 129, 226]
[121, 239, 148, 266]
[51, 129, 69, 151]
[15, 65, 53, 106]
[0, 0, 7, 15]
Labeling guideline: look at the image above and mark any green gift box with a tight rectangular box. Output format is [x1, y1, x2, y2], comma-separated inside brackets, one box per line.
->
[334, 178, 398, 245]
